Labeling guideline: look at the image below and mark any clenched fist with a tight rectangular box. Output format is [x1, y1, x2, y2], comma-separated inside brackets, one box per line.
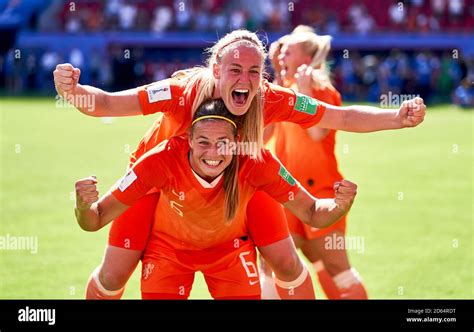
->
[333, 179, 357, 213]
[397, 97, 426, 128]
[75, 176, 98, 210]
[295, 64, 313, 94]
[54, 63, 81, 97]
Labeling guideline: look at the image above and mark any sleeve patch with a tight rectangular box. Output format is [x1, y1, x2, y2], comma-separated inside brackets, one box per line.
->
[294, 93, 318, 115]
[118, 169, 138, 192]
[147, 81, 172, 103]
[278, 165, 296, 186]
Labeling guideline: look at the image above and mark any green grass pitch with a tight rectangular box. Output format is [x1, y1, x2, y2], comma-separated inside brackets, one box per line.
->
[0, 98, 472, 299]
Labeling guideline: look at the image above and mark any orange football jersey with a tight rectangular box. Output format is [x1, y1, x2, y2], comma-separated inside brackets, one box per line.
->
[112, 137, 301, 250]
[129, 78, 327, 166]
[269, 84, 343, 194]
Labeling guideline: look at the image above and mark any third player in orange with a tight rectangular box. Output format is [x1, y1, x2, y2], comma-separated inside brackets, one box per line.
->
[262, 26, 368, 299]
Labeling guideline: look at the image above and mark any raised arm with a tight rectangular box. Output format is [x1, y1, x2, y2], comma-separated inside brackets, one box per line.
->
[74, 176, 129, 231]
[317, 97, 426, 133]
[283, 180, 357, 228]
[54, 63, 142, 117]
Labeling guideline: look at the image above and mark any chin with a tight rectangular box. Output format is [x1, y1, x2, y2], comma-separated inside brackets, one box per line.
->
[229, 101, 251, 116]
[229, 108, 247, 116]
[203, 168, 224, 179]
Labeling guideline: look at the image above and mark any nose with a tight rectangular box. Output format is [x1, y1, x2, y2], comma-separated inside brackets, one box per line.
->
[205, 144, 221, 157]
[238, 71, 250, 84]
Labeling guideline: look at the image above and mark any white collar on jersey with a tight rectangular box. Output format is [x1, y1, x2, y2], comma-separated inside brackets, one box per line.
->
[191, 169, 223, 189]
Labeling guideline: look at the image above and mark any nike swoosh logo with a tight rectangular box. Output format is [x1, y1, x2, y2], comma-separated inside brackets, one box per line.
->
[249, 280, 259, 286]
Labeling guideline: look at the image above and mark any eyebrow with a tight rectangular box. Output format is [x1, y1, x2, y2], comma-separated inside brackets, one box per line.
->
[196, 136, 230, 140]
[230, 63, 261, 70]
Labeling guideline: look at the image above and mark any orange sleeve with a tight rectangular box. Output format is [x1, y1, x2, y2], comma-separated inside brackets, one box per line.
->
[247, 150, 301, 203]
[111, 140, 171, 205]
[137, 78, 186, 116]
[312, 85, 342, 106]
[262, 81, 326, 129]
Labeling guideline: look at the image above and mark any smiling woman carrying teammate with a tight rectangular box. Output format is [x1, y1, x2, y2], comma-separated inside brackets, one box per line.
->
[55, 29, 425, 299]
[75, 99, 358, 299]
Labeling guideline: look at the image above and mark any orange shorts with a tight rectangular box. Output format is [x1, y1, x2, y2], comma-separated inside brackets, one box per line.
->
[141, 236, 261, 299]
[246, 191, 290, 247]
[108, 192, 160, 250]
[287, 189, 347, 240]
[108, 191, 290, 251]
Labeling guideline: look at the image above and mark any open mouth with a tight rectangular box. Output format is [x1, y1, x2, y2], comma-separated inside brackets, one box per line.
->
[231, 89, 249, 107]
[202, 159, 223, 168]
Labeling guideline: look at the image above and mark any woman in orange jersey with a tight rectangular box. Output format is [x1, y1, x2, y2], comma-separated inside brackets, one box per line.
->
[56, 30, 425, 300]
[74, 99, 358, 299]
[261, 27, 368, 299]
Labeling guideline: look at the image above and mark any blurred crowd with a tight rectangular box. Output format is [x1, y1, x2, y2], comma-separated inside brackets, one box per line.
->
[332, 50, 469, 105]
[0, 0, 472, 107]
[2, 46, 471, 107]
[296, 0, 474, 34]
[0, 0, 473, 33]
[1, 46, 201, 94]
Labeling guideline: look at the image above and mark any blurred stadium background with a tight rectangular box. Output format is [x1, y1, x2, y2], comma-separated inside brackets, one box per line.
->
[0, 0, 472, 299]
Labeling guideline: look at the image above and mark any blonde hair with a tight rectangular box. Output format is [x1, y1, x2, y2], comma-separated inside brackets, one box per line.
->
[172, 30, 266, 161]
[290, 26, 333, 90]
[292, 24, 315, 34]
[222, 157, 240, 222]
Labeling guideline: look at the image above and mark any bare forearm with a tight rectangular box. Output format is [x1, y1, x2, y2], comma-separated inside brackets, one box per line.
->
[74, 203, 103, 231]
[59, 84, 109, 117]
[61, 85, 142, 117]
[320, 104, 402, 133]
[307, 198, 347, 228]
[284, 181, 356, 229]
[54, 63, 143, 117]
[343, 105, 401, 132]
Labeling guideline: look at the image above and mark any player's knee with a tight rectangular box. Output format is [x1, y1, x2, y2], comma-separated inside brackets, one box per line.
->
[98, 268, 130, 291]
[271, 253, 302, 280]
[259, 257, 274, 275]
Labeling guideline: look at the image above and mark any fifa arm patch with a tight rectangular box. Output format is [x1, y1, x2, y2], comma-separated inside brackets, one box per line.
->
[147, 81, 172, 103]
[118, 170, 138, 192]
[279, 165, 296, 186]
[293, 93, 318, 115]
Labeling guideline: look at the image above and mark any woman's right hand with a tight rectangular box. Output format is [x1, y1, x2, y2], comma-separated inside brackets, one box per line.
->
[75, 176, 99, 211]
[333, 179, 357, 214]
[295, 64, 313, 95]
[54, 63, 81, 97]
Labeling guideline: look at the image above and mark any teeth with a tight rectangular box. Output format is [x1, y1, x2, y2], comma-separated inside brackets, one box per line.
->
[234, 89, 249, 93]
[204, 160, 220, 166]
